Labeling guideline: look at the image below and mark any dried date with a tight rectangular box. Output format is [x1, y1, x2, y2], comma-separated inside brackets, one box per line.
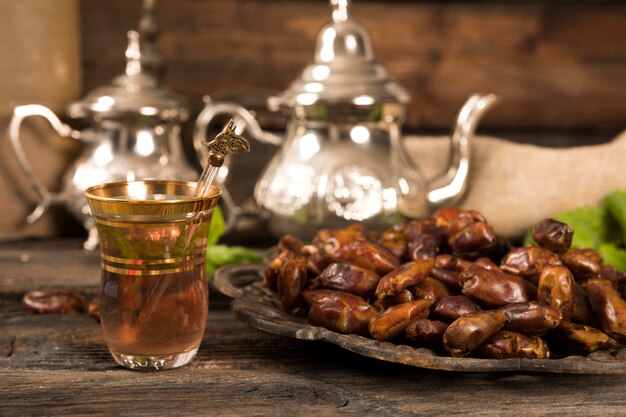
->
[303, 290, 378, 336]
[310, 263, 380, 298]
[372, 290, 414, 311]
[530, 218, 573, 254]
[406, 319, 449, 349]
[500, 245, 561, 285]
[431, 295, 483, 323]
[585, 278, 626, 343]
[411, 277, 450, 303]
[337, 239, 400, 276]
[277, 259, 307, 311]
[434, 254, 472, 272]
[442, 311, 508, 357]
[407, 219, 446, 261]
[88, 298, 100, 322]
[312, 224, 368, 257]
[559, 248, 602, 281]
[369, 300, 432, 341]
[433, 207, 486, 239]
[475, 331, 550, 359]
[460, 265, 537, 308]
[449, 222, 498, 259]
[537, 265, 575, 321]
[278, 234, 304, 253]
[375, 259, 434, 299]
[547, 321, 618, 353]
[378, 230, 408, 259]
[430, 268, 462, 292]
[499, 302, 561, 334]
[572, 282, 598, 327]
[23, 290, 85, 314]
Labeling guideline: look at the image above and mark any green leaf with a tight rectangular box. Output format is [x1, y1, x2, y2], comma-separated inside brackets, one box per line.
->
[205, 244, 263, 276]
[523, 205, 621, 249]
[604, 190, 626, 246]
[598, 243, 626, 272]
[554, 206, 621, 249]
[207, 205, 226, 247]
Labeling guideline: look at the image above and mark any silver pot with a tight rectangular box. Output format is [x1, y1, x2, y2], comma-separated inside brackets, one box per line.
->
[9, 29, 197, 250]
[195, 0, 498, 239]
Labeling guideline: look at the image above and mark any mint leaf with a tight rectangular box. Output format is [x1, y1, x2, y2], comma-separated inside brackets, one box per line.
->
[207, 205, 225, 247]
[604, 190, 626, 246]
[205, 244, 263, 276]
[598, 243, 626, 272]
[523, 205, 621, 249]
[554, 206, 621, 249]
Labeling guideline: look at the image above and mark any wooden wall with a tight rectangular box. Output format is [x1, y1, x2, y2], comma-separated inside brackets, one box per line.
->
[80, 0, 626, 133]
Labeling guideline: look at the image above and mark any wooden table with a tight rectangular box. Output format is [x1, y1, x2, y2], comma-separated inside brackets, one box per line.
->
[2, 240, 626, 416]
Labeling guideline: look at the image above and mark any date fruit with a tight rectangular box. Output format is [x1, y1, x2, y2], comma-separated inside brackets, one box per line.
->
[310, 263, 380, 298]
[460, 265, 537, 308]
[406, 319, 449, 348]
[303, 290, 378, 336]
[369, 300, 432, 341]
[442, 311, 508, 357]
[476, 331, 550, 359]
[499, 302, 561, 334]
[431, 295, 482, 323]
[23, 290, 85, 314]
[375, 259, 434, 299]
[585, 278, 626, 343]
[530, 218, 573, 254]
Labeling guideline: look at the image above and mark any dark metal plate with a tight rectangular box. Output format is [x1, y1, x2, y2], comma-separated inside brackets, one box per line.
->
[214, 263, 626, 374]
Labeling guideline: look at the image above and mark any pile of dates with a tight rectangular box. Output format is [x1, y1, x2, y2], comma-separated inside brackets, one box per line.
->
[264, 208, 626, 359]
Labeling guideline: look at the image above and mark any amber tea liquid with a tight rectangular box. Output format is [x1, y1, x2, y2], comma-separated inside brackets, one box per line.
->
[96, 210, 211, 370]
[101, 267, 207, 360]
[86, 181, 220, 370]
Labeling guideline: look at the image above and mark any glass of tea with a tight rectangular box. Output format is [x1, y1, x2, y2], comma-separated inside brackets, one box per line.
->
[85, 180, 220, 370]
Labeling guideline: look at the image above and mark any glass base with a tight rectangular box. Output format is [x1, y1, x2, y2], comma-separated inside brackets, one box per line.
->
[110, 347, 199, 371]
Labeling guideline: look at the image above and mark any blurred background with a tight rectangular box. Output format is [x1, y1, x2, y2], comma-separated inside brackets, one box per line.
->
[1, 0, 625, 244]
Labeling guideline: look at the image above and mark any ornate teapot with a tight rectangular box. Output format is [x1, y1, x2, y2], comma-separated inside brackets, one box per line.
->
[196, 0, 497, 239]
[9, 29, 197, 249]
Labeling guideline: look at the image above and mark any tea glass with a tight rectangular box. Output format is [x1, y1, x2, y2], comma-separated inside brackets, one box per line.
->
[85, 180, 220, 370]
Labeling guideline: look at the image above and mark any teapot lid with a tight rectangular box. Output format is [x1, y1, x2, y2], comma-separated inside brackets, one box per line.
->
[68, 30, 189, 121]
[270, 0, 410, 110]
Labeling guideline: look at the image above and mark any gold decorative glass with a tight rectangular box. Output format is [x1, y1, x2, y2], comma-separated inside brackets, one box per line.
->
[85, 180, 220, 370]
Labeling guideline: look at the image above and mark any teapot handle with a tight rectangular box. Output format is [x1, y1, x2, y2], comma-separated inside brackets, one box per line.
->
[8, 104, 82, 223]
[193, 95, 282, 164]
[193, 96, 283, 233]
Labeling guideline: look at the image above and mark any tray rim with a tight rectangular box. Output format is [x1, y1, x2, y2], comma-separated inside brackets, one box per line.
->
[214, 263, 626, 374]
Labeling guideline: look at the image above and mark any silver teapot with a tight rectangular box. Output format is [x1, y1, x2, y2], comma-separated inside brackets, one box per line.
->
[195, 0, 497, 239]
[9, 30, 197, 249]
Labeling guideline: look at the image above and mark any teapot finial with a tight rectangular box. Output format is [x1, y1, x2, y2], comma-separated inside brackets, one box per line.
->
[139, 0, 163, 78]
[330, 0, 350, 22]
[125, 30, 142, 76]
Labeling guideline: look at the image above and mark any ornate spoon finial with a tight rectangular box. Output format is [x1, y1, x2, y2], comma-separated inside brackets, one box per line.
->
[194, 120, 251, 197]
[200, 119, 251, 167]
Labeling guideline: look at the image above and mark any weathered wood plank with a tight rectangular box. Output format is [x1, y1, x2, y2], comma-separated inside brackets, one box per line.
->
[3, 310, 626, 416]
[0, 239, 101, 292]
[3, 241, 626, 416]
[80, 0, 626, 130]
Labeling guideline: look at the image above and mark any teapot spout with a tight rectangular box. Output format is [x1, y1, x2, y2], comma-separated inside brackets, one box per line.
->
[427, 93, 498, 210]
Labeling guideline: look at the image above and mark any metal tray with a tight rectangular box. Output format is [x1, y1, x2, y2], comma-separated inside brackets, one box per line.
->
[214, 263, 626, 374]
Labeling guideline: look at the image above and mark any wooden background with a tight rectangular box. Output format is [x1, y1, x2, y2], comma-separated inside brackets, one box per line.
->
[4, 0, 622, 240]
[80, 0, 626, 133]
